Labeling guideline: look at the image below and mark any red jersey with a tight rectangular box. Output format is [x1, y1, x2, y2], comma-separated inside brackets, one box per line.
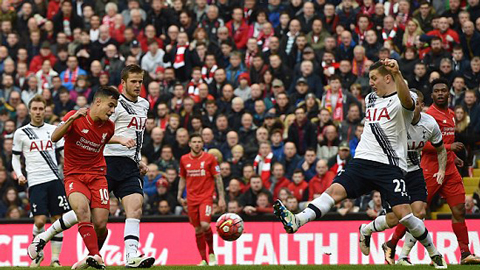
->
[421, 104, 457, 176]
[287, 181, 309, 202]
[308, 171, 335, 200]
[62, 110, 115, 176]
[179, 152, 220, 205]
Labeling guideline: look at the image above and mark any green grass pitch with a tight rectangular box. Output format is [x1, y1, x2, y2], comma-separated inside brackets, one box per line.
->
[5, 265, 480, 270]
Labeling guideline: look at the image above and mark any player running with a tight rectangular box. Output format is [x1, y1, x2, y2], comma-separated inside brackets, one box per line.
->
[103, 64, 155, 268]
[46, 86, 132, 269]
[384, 79, 480, 265]
[273, 59, 447, 269]
[178, 134, 226, 266]
[13, 95, 70, 267]
[356, 90, 447, 265]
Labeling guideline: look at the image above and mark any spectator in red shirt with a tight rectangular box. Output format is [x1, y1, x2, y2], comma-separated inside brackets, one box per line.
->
[308, 159, 335, 200]
[29, 41, 57, 73]
[426, 16, 460, 52]
[269, 163, 291, 201]
[225, 7, 249, 50]
[287, 169, 309, 202]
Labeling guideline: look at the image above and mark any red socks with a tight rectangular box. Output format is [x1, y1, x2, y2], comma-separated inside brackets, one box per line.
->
[390, 224, 407, 247]
[97, 229, 108, 251]
[78, 222, 99, 256]
[452, 222, 471, 256]
[195, 232, 207, 261]
[204, 227, 214, 255]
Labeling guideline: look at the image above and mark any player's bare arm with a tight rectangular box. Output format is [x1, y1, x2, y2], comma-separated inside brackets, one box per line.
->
[215, 175, 226, 211]
[12, 154, 27, 185]
[383, 58, 414, 109]
[177, 176, 187, 207]
[108, 135, 136, 148]
[51, 108, 88, 142]
[434, 144, 447, 185]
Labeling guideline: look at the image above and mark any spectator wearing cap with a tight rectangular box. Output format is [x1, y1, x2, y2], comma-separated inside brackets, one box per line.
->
[52, 0, 84, 38]
[328, 141, 351, 174]
[289, 77, 310, 107]
[225, 7, 249, 50]
[148, 177, 177, 214]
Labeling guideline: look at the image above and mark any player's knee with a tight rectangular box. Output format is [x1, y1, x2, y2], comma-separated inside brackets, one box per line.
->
[93, 219, 107, 231]
[451, 203, 466, 220]
[34, 220, 46, 229]
[194, 226, 203, 234]
[386, 213, 399, 227]
[413, 209, 426, 220]
[75, 207, 91, 222]
[201, 223, 210, 232]
[126, 207, 142, 219]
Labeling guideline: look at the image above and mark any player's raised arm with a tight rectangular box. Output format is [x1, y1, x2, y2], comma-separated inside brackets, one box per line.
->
[383, 58, 414, 110]
[51, 108, 87, 142]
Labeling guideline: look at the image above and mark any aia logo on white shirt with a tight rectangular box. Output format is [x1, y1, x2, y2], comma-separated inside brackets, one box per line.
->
[81, 129, 89, 134]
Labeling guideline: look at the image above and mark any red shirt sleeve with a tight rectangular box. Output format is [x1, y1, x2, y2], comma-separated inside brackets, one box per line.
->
[210, 154, 220, 177]
[62, 110, 77, 122]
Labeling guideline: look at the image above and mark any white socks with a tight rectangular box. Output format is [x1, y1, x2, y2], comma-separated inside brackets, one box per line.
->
[296, 193, 335, 226]
[124, 218, 140, 260]
[399, 213, 438, 257]
[399, 232, 416, 259]
[40, 210, 78, 242]
[50, 232, 63, 262]
[362, 215, 390, 236]
[33, 224, 45, 238]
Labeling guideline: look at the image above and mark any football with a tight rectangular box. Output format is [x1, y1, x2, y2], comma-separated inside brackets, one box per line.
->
[216, 213, 244, 241]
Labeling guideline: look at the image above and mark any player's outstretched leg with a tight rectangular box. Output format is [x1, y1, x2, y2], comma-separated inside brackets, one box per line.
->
[123, 194, 155, 268]
[398, 213, 447, 269]
[274, 191, 336, 233]
[28, 210, 78, 260]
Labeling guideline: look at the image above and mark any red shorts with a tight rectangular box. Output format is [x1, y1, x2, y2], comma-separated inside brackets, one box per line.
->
[65, 174, 110, 209]
[187, 201, 213, 228]
[425, 171, 465, 207]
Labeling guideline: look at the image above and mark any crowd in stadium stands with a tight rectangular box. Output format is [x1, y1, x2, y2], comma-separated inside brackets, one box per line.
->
[1, 0, 480, 219]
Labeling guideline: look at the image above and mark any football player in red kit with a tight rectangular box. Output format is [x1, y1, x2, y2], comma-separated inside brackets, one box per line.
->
[51, 86, 135, 269]
[178, 134, 226, 266]
[387, 79, 480, 264]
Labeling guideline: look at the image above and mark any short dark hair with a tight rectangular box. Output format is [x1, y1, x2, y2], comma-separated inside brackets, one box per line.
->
[94, 86, 120, 100]
[410, 88, 424, 103]
[189, 133, 203, 142]
[293, 169, 304, 175]
[369, 60, 392, 77]
[121, 64, 144, 82]
[431, 78, 450, 89]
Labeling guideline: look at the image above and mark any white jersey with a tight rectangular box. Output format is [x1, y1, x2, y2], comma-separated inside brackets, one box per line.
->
[12, 123, 64, 187]
[406, 112, 443, 172]
[355, 91, 416, 172]
[104, 94, 149, 163]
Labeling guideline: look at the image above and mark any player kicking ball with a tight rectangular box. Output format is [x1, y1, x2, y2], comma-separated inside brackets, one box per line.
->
[178, 134, 226, 266]
[32, 86, 134, 269]
[13, 95, 70, 267]
[382, 79, 480, 265]
[273, 59, 447, 269]
[357, 90, 447, 265]
[103, 65, 155, 268]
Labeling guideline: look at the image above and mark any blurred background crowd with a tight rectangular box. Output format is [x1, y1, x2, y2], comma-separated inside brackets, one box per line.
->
[0, 0, 480, 220]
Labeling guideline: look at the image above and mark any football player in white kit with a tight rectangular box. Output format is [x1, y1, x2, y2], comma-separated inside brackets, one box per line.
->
[357, 90, 447, 265]
[27, 66, 154, 268]
[273, 59, 447, 268]
[12, 95, 70, 267]
[102, 64, 155, 268]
